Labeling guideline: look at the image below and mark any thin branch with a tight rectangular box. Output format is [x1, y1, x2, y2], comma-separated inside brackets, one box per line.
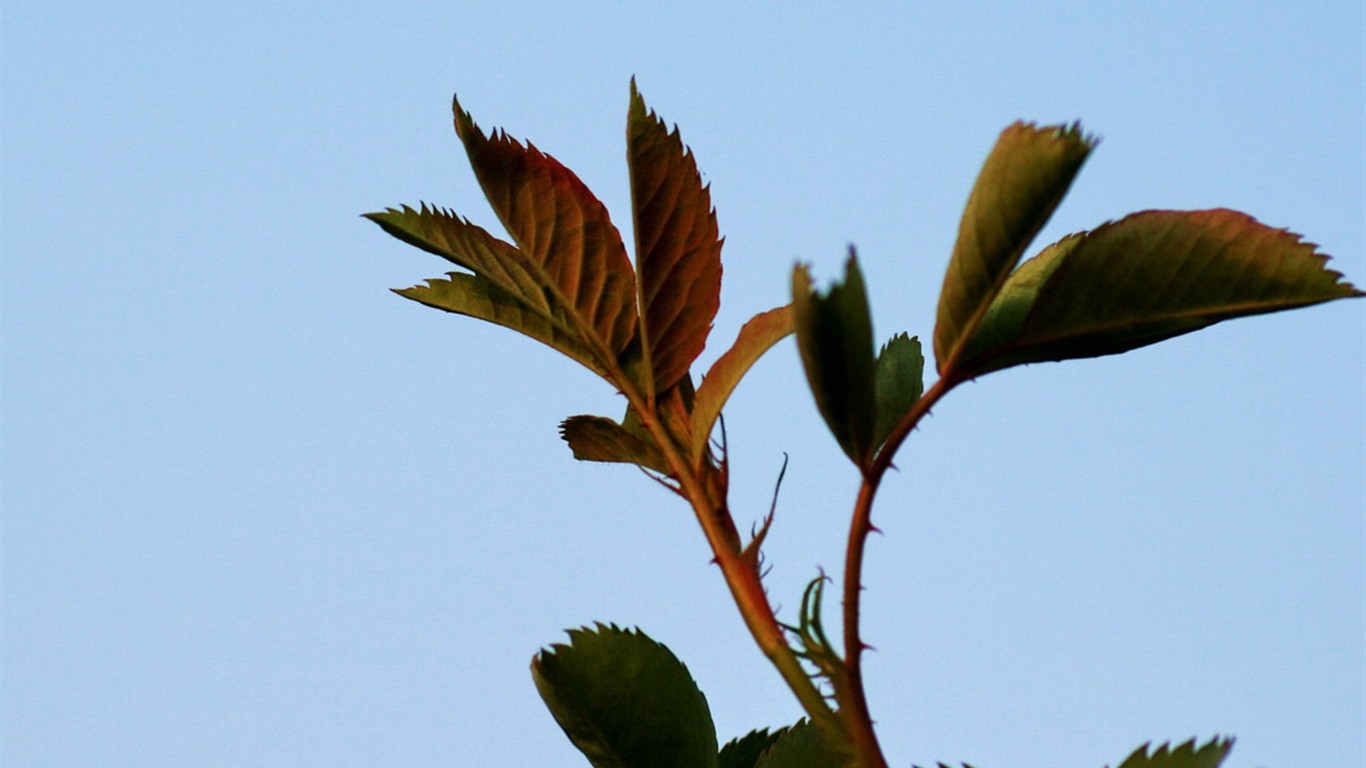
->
[838, 374, 958, 768]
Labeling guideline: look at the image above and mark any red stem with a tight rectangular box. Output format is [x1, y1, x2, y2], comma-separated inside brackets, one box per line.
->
[839, 375, 957, 768]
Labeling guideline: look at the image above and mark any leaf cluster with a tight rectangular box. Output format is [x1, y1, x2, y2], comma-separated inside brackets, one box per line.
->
[367, 81, 791, 484]
[368, 81, 1360, 768]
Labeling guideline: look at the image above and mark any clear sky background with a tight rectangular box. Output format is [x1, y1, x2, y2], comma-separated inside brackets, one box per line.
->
[4, 2, 1362, 767]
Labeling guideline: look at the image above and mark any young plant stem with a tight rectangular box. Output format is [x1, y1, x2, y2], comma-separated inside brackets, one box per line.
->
[839, 375, 957, 768]
[839, 481, 888, 768]
[679, 468, 838, 725]
[609, 366, 839, 731]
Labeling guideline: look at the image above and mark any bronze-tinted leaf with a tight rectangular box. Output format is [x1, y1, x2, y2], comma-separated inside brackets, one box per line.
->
[454, 97, 639, 360]
[560, 415, 671, 475]
[628, 81, 724, 395]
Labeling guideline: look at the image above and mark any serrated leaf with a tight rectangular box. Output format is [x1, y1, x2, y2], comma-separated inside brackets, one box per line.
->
[628, 80, 724, 395]
[366, 204, 552, 315]
[454, 97, 639, 362]
[367, 204, 623, 378]
[1112, 737, 1234, 768]
[793, 252, 877, 468]
[689, 305, 795, 462]
[532, 624, 718, 768]
[396, 273, 608, 377]
[560, 415, 671, 475]
[872, 333, 924, 449]
[956, 209, 1363, 377]
[719, 727, 790, 768]
[935, 122, 1095, 376]
[754, 720, 851, 768]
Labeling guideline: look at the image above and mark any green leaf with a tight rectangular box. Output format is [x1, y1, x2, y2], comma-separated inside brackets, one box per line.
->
[366, 204, 552, 314]
[793, 251, 877, 468]
[934, 122, 1095, 376]
[872, 333, 924, 450]
[1112, 737, 1233, 768]
[753, 720, 851, 768]
[956, 209, 1364, 377]
[560, 415, 671, 475]
[628, 80, 724, 395]
[367, 204, 617, 377]
[532, 624, 718, 768]
[395, 273, 607, 377]
[719, 728, 790, 768]
[454, 96, 640, 362]
[689, 305, 795, 463]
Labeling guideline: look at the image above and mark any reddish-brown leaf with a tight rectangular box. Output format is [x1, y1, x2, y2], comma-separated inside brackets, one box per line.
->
[454, 97, 639, 361]
[628, 81, 724, 395]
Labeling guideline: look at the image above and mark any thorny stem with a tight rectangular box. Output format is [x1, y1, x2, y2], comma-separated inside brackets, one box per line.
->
[608, 352, 962, 768]
[839, 480, 885, 768]
[677, 464, 837, 724]
[609, 366, 838, 731]
[839, 375, 957, 768]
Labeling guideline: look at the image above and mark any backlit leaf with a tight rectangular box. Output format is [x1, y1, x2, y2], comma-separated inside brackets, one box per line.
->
[793, 252, 877, 468]
[366, 203, 625, 378]
[560, 415, 671, 475]
[396, 273, 606, 377]
[689, 305, 795, 462]
[628, 80, 724, 395]
[872, 333, 924, 449]
[366, 204, 552, 315]
[1112, 737, 1233, 768]
[935, 122, 1094, 376]
[956, 209, 1363, 378]
[532, 624, 718, 768]
[454, 97, 639, 362]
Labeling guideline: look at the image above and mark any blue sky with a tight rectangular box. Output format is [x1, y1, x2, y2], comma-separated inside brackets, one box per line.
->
[4, 2, 1362, 767]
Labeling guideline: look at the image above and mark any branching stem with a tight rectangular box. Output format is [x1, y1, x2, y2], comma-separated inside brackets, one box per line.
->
[839, 375, 957, 768]
[609, 365, 838, 731]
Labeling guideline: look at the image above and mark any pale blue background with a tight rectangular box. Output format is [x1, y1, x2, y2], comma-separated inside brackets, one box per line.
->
[4, 2, 1362, 767]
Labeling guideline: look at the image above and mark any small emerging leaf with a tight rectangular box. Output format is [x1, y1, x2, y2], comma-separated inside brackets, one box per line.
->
[872, 333, 924, 450]
[690, 305, 795, 463]
[793, 252, 877, 468]
[628, 80, 724, 396]
[935, 122, 1095, 376]
[957, 209, 1363, 377]
[532, 624, 718, 768]
[560, 415, 671, 475]
[1112, 737, 1233, 768]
